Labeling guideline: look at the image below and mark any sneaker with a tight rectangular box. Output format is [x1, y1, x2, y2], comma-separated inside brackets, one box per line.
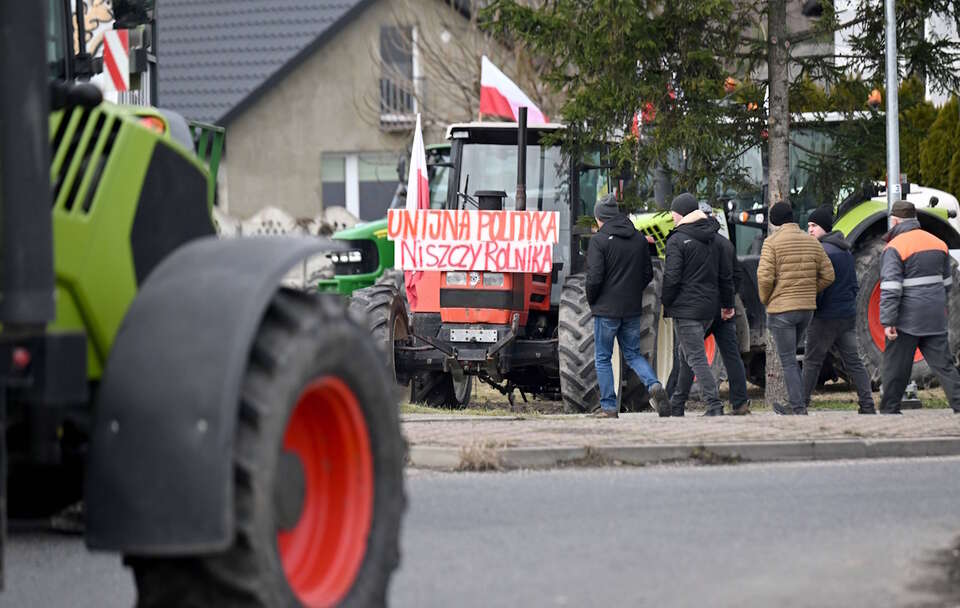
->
[772, 402, 794, 415]
[730, 401, 751, 416]
[589, 409, 619, 419]
[879, 409, 902, 415]
[702, 408, 724, 417]
[671, 406, 685, 417]
[794, 407, 808, 416]
[858, 407, 877, 415]
[649, 383, 670, 417]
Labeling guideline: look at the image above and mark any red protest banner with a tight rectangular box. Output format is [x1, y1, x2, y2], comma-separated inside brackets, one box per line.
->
[387, 209, 559, 273]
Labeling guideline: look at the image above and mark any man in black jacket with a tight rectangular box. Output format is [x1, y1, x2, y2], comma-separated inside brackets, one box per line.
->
[665, 207, 750, 415]
[662, 193, 736, 416]
[586, 194, 669, 418]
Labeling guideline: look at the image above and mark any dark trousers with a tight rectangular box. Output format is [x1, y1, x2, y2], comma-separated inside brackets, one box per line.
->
[880, 331, 960, 413]
[666, 317, 748, 409]
[669, 319, 723, 413]
[802, 317, 875, 411]
[768, 310, 813, 412]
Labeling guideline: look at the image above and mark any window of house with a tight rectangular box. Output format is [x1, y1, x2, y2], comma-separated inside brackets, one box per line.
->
[322, 154, 347, 210]
[322, 152, 401, 221]
[379, 25, 417, 130]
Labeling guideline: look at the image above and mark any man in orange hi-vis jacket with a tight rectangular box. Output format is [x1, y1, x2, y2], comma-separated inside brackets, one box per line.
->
[879, 200, 960, 414]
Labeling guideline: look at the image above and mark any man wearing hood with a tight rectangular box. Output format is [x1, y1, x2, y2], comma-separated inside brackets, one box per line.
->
[801, 206, 876, 414]
[586, 194, 669, 418]
[878, 200, 960, 414]
[661, 193, 736, 417]
[757, 202, 835, 415]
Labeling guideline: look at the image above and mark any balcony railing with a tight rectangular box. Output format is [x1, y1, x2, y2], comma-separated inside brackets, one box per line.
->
[379, 76, 423, 131]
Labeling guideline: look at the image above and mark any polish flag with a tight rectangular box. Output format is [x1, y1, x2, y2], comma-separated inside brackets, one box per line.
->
[479, 55, 548, 124]
[404, 114, 429, 308]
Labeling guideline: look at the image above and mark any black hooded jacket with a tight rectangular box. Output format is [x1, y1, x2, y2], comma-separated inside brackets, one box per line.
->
[585, 214, 654, 318]
[662, 215, 735, 320]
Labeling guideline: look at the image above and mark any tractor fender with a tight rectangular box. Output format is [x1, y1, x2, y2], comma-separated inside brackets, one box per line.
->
[839, 206, 960, 250]
[85, 236, 347, 556]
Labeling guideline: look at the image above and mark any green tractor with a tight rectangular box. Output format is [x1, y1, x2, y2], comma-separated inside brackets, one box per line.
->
[318, 143, 451, 295]
[0, 2, 405, 605]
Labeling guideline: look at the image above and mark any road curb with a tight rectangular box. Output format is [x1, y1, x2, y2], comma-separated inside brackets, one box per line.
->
[406, 437, 960, 470]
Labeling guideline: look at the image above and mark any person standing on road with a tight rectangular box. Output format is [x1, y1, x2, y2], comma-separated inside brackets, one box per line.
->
[665, 203, 751, 415]
[757, 202, 834, 415]
[661, 193, 736, 417]
[586, 194, 670, 418]
[801, 207, 876, 414]
[878, 200, 960, 415]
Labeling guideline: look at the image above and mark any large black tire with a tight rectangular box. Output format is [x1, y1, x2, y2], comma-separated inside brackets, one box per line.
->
[349, 283, 409, 384]
[558, 273, 630, 413]
[621, 260, 664, 411]
[854, 238, 960, 388]
[558, 274, 601, 412]
[131, 289, 406, 608]
[409, 372, 472, 409]
[375, 268, 404, 293]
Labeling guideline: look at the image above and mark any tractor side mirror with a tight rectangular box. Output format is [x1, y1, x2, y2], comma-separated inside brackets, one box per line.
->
[113, 0, 155, 28]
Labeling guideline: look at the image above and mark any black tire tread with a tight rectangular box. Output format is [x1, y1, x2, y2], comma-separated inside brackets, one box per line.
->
[132, 289, 406, 608]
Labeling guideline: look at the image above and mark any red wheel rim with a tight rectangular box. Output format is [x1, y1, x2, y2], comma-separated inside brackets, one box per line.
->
[704, 335, 717, 366]
[277, 377, 374, 607]
[868, 281, 923, 362]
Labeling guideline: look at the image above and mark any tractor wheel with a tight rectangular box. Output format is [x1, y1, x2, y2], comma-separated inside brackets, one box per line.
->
[854, 238, 960, 388]
[558, 274, 601, 412]
[621, 260, 664, 411]
[409, 372, 472, 409]
[375, 268, 405, 293]
[348, 283, 409, 384]
[558, 274, 627, 413]
[131, 289, 405, 608]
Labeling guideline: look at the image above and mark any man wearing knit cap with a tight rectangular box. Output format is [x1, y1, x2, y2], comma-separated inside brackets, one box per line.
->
[802, 206, 876, 414]
[661, 192, 735, 416]
[585, 193, 669, 418]
[757, 202, 834, 414]
[878, 200, 960, 414]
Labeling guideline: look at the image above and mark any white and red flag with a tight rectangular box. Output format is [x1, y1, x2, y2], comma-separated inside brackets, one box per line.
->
[103, 30, 130, 92]
[479, 55, 547, 124]
[404, 114, 429, 307]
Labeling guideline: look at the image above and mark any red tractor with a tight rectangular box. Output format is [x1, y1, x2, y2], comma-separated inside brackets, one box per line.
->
[351, 112, 662, 411]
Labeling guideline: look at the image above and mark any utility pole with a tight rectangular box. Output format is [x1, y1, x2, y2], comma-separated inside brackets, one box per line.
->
[885, 0, 901, 225]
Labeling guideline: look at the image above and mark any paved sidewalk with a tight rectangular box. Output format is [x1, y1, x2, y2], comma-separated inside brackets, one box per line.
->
[402, 410, 960, 470]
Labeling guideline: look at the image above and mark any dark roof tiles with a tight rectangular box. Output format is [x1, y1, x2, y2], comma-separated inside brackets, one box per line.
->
[157, 0, 369, 123]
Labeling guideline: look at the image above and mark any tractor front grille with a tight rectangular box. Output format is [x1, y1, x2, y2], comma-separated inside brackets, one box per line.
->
[50, 106, 123, 214]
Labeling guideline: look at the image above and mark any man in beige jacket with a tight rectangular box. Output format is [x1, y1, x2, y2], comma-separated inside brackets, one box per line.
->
[757, 203, 835, 414]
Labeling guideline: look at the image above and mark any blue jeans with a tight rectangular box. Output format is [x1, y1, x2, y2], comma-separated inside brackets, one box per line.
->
[595, 315, 660, 413]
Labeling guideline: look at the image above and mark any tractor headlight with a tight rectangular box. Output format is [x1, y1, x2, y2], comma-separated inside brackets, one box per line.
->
[483, 272, 505, 287]
[446, 271, 467, 286]
[328, 250, 363, 264]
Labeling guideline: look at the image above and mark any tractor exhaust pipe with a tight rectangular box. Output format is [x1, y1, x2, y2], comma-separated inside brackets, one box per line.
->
[0, 0, 55, 326]
[516, 107, 527, 211]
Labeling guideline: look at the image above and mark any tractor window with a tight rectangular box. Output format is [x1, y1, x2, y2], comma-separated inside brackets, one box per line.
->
[578, 153, 611, 218]
[429, 163, 449, 210]
[457, 143, 568, 212]
[47, 0, 69, 80]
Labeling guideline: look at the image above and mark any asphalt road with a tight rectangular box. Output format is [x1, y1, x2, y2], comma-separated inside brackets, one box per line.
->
[4, 458, 960, 607]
